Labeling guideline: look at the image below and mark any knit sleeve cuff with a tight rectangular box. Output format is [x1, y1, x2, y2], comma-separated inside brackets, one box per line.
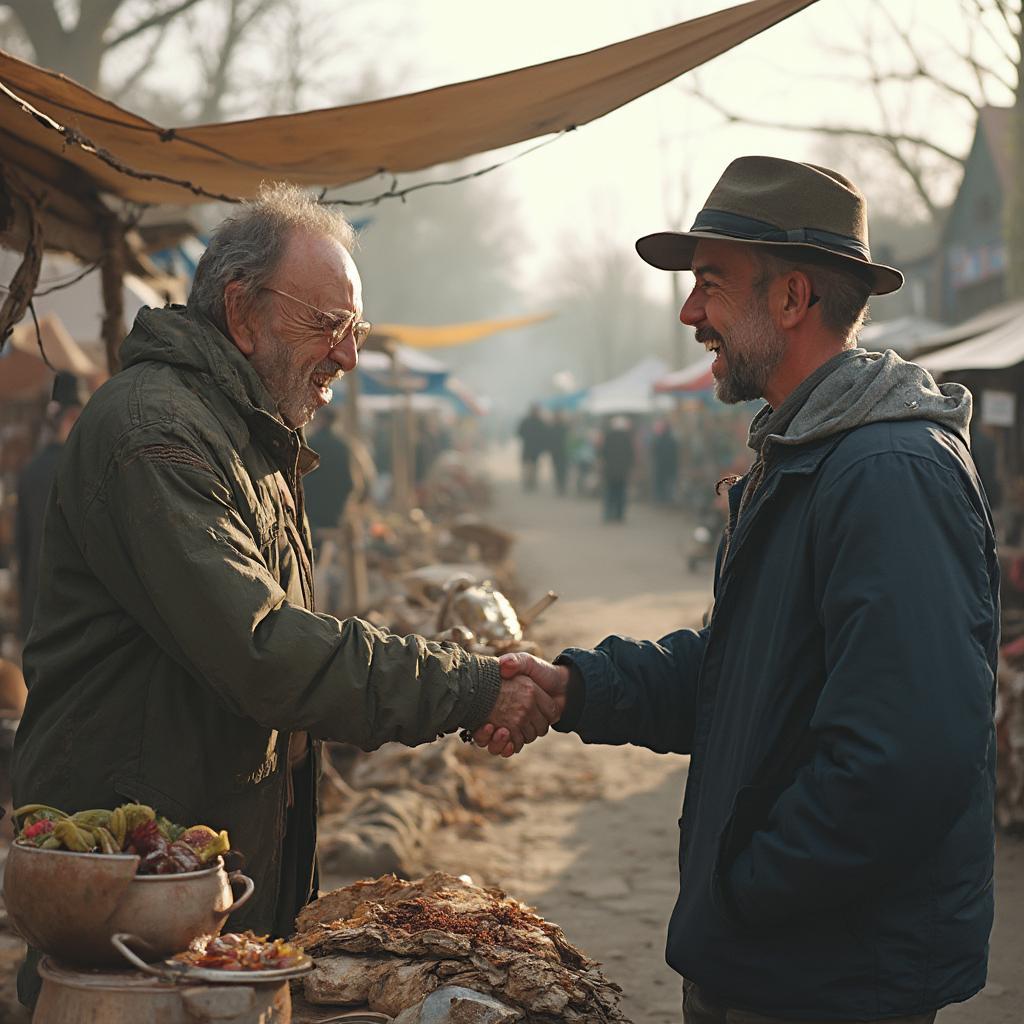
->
[459, 655, 502, 731]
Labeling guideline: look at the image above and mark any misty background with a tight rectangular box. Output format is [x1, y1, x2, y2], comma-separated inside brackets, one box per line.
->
[0, 0, 1018, 427]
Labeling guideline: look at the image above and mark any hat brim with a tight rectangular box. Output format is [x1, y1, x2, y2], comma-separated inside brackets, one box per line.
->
[635, 230, 904, 296]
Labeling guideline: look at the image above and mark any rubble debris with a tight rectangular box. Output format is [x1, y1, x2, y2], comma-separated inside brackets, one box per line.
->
[393, 985, 522, 1024]
[294, 873, 629, 1023]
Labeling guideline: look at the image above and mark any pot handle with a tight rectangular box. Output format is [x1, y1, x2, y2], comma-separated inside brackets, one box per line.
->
[225, 871, 255, 915]
[110, 933, 175, 979]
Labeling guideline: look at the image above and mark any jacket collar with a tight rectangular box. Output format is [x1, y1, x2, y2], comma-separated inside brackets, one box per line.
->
[723, 433, 845, 576]
[121, 305, 319, 472]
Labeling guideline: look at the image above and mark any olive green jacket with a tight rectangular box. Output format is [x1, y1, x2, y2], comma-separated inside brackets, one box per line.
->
[11, 306, 500, 932]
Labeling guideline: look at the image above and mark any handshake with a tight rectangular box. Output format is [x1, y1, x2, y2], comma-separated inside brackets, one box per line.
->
[472, 652, 571, 758]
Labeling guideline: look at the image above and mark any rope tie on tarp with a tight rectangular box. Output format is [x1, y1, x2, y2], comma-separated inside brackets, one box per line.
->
[0, 162, 45, 357]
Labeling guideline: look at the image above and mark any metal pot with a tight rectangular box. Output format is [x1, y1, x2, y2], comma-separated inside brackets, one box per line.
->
[34, 956, 290, 1024]
[3, 842, 254, 966]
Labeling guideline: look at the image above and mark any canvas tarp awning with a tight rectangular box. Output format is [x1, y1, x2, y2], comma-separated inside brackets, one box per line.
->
[918, 310, 1024, 375]
[0, 0, 815, 263]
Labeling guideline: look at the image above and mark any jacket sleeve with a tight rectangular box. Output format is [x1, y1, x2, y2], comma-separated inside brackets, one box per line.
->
[79, 430, 500, 749]
[721, 447, 997, 925]
[554, 626, 707, 754]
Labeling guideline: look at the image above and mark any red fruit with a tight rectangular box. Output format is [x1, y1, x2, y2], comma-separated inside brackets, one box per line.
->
[127, 819, 167, 858]
[23, 819, 55, 839]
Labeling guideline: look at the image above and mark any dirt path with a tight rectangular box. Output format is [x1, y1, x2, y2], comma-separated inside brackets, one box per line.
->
[418, 446, 1023, 1024]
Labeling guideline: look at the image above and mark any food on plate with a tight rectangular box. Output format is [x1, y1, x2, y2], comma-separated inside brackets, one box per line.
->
[172, 931, 308, 971]
[12, 802, 231, 875]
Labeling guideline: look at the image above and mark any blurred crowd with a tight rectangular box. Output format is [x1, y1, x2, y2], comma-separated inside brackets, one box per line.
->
[515, 400, 753, 526]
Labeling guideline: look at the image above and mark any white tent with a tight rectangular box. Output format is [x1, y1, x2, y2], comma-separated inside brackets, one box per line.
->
[583, 357, 672, 415]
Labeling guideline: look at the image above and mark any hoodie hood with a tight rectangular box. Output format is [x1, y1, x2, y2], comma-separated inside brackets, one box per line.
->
[120, 305, 280, 422]
[749, 348, 972, 454]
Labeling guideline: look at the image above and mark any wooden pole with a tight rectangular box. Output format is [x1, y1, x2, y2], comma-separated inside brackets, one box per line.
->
[100, 215, 126, 375]
[340, 371, 369, 613]
[389, 348, 411, 511]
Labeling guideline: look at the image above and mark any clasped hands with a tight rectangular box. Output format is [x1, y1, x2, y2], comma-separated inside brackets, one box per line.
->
[473, 652, 569, 758]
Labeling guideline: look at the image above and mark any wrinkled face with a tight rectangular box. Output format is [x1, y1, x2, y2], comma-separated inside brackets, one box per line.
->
[248, 231, 364, 429]
[680, 240, 788, 405]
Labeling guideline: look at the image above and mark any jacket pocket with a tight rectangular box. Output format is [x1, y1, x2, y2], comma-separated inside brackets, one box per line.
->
[112, 777, 192, 825]
[718, 783, 778, 869]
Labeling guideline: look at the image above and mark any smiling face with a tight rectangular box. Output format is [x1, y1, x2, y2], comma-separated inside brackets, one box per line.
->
[679, 239, 789, 405]
[247, 230, 364, 429]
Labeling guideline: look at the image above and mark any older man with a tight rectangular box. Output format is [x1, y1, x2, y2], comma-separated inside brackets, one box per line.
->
[479, 157, 998, 1023]
[12, 185, 557, 975]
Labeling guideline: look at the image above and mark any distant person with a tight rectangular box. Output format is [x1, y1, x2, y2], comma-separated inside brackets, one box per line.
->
[517, 403, 547, 492]
[475, 156, 998, 1024]
[548, 411, 571, 496]
[651, 418, 680, 504]
[415, 415, 450, 485]
[15, 373, 87, 643]
[303, 404, 354, 547]
[599, 415, 634, 522]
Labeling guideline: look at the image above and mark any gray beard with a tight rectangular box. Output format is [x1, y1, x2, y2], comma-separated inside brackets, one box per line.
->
[249, 326, 334, 428]
[714, 302, 788, 405]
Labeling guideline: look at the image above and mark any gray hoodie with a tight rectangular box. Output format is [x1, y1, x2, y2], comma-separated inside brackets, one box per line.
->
[736, 348, 972, 528]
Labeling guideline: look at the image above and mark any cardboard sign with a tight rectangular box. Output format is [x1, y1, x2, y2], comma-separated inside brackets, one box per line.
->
[981, 389, 1016, 428]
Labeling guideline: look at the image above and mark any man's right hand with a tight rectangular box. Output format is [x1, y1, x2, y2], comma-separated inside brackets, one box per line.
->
[474, 653, 571, 757]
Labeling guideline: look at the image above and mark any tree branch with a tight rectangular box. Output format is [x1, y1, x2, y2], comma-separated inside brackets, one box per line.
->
[107, 20, 171, 101]
[965, 0, 1019, 67]
[104, 0, 206, 51]
[689, 89, 967, 167]
[3, 0, 66, 51]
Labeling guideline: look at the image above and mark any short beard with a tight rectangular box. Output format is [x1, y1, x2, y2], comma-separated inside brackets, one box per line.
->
[249, 323, 333, 429]
[712, 295, 788, 405]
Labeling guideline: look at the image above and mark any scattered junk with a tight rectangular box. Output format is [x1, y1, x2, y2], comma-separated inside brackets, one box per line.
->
[291, 872, 629, 1024]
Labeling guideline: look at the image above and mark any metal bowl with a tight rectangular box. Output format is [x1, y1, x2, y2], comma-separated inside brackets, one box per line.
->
[3, 842, 254, 967]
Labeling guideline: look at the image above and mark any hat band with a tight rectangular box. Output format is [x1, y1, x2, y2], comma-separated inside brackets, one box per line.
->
[691, 209, 871, 262]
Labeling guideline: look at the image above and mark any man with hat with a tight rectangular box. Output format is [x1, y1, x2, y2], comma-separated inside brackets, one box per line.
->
[476, 157, 998, 1023]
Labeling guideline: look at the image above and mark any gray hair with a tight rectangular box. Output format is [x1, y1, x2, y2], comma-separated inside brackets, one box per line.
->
[188, 183, 355, 331]
[751, 249, 871, 345]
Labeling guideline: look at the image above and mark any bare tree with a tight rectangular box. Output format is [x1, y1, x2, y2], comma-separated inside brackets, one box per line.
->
[0, 0, 206, 91]
[688, 2, 1019, 224]
[1, 0, 280, 126]
[189, 0, 277, 122]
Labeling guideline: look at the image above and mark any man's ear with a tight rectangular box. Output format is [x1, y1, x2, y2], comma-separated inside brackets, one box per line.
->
[778, 270, 815, 329]
[224, 281, 257, 356]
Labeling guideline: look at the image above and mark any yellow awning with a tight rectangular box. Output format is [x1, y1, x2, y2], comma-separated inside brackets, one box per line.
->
[373, 312, 552, 349]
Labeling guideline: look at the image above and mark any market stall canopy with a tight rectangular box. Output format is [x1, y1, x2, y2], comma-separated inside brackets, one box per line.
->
[859, 316, 945, 358]
[918, 309, 1024, 375]
[0, 311, 99, 398]
[374, 313, 550, 350]
[0, 0, 815, 262]
[654, 352, 716, 393]
[584, 356, 671, 415]
[0, 251, 167, 355]
[913, 299, 1024, 357]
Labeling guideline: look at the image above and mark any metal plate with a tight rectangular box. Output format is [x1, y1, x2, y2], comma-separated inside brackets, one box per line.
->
[161, 955, 315, 984]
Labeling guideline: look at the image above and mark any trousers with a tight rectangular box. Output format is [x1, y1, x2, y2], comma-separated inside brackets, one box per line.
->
[682, 982, 938, 1024]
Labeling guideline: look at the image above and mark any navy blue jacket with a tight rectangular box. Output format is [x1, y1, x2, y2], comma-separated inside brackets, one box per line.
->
[557, 419, 998, 1019]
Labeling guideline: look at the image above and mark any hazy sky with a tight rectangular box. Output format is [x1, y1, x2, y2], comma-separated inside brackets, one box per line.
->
[342, 0, 1016, 300]
[128, 0, 1016, 306]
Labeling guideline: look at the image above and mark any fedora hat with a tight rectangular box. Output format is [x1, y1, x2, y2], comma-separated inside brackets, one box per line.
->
[636, 156, 903, 296]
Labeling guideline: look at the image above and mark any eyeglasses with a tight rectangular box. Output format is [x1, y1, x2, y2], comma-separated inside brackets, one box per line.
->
[261, 286, 372, 351]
